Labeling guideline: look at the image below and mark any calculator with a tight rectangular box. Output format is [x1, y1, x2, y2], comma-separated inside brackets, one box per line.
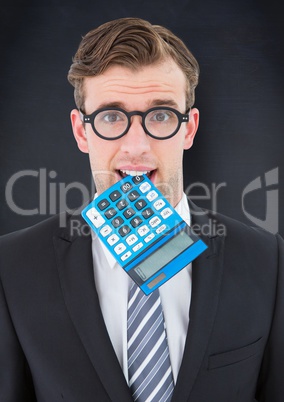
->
[81, 174, 207, 295]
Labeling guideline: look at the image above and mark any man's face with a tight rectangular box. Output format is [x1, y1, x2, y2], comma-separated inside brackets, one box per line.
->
[71, 60, 199, 207]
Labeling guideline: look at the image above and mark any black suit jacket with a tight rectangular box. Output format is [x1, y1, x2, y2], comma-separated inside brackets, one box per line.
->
[0, 201, 283, 402]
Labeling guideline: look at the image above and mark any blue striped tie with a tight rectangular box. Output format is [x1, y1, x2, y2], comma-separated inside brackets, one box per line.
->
[127, 281, 174, 402]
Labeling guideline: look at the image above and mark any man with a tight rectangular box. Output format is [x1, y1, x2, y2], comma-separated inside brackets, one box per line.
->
[0, 17, 283, 402]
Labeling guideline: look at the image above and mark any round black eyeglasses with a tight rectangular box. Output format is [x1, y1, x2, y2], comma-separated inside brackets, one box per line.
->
[80, 107, 190, 140]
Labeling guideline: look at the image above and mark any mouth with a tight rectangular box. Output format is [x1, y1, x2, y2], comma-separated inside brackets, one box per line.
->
[116, 169, 156, 181]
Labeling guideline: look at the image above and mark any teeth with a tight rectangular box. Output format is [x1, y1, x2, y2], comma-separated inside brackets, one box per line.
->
[120, 170, 150, 177]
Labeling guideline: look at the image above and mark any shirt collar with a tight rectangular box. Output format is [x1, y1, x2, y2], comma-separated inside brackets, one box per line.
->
[91, 192, 191, 270]
[175, 192, 191, 227]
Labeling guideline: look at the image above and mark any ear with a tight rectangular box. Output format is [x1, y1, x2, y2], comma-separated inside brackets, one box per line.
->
[70, 109, 89, 153]
[183, 108, 199, 150]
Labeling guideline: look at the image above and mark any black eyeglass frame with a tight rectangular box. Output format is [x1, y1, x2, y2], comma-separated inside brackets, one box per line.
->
[80, 106, 190, 140]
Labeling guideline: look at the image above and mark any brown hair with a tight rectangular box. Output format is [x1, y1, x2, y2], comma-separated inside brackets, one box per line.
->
[67, 17, 199, 111]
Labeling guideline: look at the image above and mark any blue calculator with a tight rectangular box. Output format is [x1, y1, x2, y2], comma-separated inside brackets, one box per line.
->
[81, 174, 207, 295]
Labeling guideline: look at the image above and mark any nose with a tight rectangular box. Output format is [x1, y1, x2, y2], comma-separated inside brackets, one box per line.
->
[120, 116, 151, 156]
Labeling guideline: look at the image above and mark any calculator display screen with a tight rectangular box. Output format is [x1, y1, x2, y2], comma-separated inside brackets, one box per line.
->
[134, 231, 194, 281]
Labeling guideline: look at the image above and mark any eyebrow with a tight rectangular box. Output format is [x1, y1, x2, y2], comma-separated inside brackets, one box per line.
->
[96, 99, 179, 110]
[148, 99, 179, 109]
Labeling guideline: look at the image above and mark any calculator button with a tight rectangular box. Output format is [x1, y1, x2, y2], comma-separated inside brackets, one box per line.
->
[153, 199, 166, 211]
[130, 216, 143, 228]
[156, 224, 167, 234]
[139, 182, 151, 193]
[112, 216, 124, 228]
[119, 225, 131, 237]
[109, 190, 122, 202]
[126, 234, 138, 246]
[123, 208, 136, 219]
[133, 242, 143, 252]
[161, 207, 173, 219]
[100, 225, 112, 237]
[107, 234, 119, 246]
[146, 190, 158, 202]
[145, 233, 155, 243]
[121, 251, 132, 261]
[105, 208, 117, 219]
[149, 216, 161, 228]
[138, 225, 150, 237]
[128, 190, 140, 202]
[142, 208, 154, 219]
[121, 181, 133, 193]
[132, 175, 145, 184]
[116, 198, 129, 210]
[114, 243, 126, 255]
[86, 208, 105, 228]
[135, 199, 147, 210]
[97, 199, 110, 211]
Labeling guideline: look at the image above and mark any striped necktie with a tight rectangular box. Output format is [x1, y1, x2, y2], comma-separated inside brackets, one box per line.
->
[127, 281, 174, 402]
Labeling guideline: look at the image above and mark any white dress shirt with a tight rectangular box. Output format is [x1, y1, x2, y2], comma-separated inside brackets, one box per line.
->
[91, 192, 192, 384]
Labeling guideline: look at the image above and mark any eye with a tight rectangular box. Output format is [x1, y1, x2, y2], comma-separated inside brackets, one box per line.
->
[147, 109, 176, 123]
[151, 111, 169, 122]
[100, 111, 125, 123]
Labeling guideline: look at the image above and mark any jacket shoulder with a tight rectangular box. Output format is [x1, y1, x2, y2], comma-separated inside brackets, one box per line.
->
[189, 199, 279, 251]
[209, 207, 283, 258]
[0, 213, 64, 246]
[0, 213, 70, 273]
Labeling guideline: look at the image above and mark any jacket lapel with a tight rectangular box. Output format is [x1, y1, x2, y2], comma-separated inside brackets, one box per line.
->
[172, 201, 226, 402]
[53, 213, 132, 402]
